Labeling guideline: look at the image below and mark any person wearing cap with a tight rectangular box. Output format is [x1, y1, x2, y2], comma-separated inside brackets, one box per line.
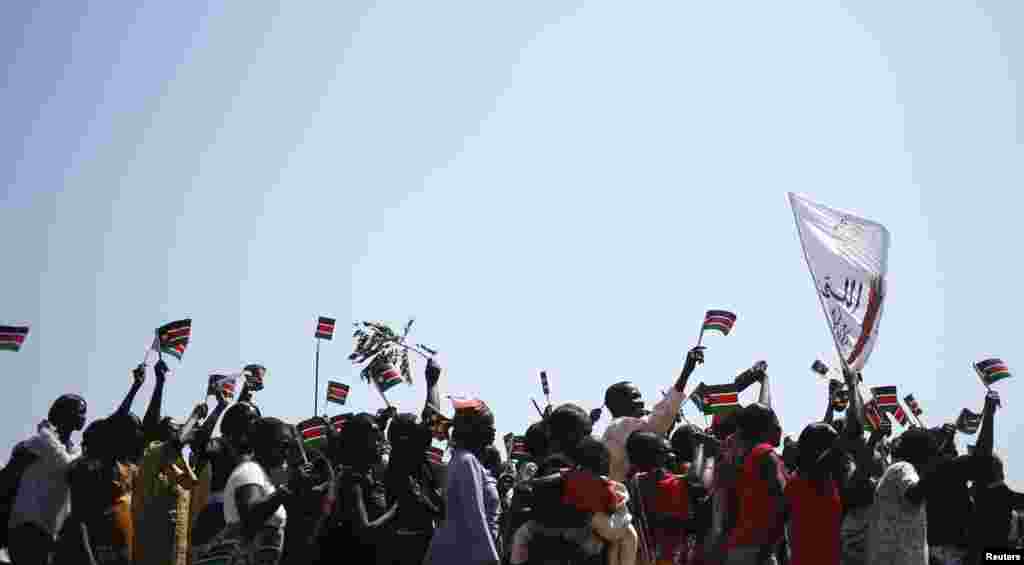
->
[602, 347, 705, 484]
[7, 393, 86, 565]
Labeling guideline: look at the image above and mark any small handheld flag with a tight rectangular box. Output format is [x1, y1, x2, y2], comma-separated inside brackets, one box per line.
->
[329, 414, 350, 434]
[700, 310, 737, 345]
[892, 405, 910, 427]
[426, 446, 444, 466]
[297, 418, 329, 450]
[326, 381, 349, 406]
[811, 360, 829, 377]
[156, 319, 192, 360]
[700, 383, 740, 415]
[369, 356, 403, 393]
[956, 409, 981, 435]
[315, 317, 336, 341]
[243, 364, 266, 391]
[208, 373, 239, 400]
[0, 325, 29, 352]
[508, 436, 530, 462]
[863, 399, 884, 433]
[975, 358, 1012, 387]
[871, 386, 898, 413]
[904, 394, 923, 416]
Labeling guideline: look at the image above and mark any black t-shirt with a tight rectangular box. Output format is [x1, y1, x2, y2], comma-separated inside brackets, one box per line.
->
[924, 455, 982, 547]
[970, 483, 1024, 552]
[386, 423, 442, 533]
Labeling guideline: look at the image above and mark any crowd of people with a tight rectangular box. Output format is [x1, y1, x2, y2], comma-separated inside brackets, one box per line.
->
[0, 345, 1022, 565]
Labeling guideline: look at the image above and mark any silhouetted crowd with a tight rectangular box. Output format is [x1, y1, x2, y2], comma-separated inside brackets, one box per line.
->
[0, 347, 1021, 565]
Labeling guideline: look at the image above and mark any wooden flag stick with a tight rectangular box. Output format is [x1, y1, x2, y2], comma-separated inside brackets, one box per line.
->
[313, 338, 321, 417]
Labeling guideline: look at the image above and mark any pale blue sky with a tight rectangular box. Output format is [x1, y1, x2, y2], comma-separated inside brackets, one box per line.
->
[2, 1, 1021, 486]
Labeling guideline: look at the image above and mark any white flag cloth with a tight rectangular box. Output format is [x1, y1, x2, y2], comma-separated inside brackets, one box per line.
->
[788, 193, 891, 372]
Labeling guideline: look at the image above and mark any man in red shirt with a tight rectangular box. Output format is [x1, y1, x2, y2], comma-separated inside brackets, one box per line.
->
[726, 403, 785, 565]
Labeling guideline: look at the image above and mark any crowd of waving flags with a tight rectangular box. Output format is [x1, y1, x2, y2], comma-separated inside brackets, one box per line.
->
[1, 194, 1017, 462]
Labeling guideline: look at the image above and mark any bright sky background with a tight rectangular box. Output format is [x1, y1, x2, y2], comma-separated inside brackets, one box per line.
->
[2, 1, 1021, 487]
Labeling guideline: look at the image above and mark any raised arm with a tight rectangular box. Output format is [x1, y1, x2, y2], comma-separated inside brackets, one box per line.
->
[143, 359, 169, 444]
[115, 364, 146, 417]
[190, 391, 229, 473]
[647, 347, 705, 435]
[976, 390, 999, 457]
[421, 358, 443, 422]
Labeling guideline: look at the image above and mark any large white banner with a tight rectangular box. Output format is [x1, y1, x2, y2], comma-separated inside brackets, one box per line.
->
[788, 193, 891, 372]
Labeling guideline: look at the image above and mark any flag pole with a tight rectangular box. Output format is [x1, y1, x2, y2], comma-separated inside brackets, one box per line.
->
[314, 338, 321, 417]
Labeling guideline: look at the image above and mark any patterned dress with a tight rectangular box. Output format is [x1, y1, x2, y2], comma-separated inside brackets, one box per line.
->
[866, 462, 927, 565]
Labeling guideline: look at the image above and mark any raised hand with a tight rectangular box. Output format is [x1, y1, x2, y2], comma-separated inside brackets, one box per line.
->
[425, 357, 442, 388]
[154, 359, 169, 381]
[191, 403, 209, 422]
[986, 390, 1001, 411]
[132, 364, 146, 388]
[683, 346, 706, 374]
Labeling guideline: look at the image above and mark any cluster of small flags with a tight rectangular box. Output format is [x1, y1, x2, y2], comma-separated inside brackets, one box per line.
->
[975, 358, 1012, 387]
[0, 326, 29, 352]
[956, 408, 982, 435]
[702, 310, 737, 336]
[315, 317, 336, 341]
[326, 381, 350, 406]
[156, 319, 192, 360]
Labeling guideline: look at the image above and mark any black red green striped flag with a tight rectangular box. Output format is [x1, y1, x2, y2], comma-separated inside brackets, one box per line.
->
[297, 418, 329, 450]
[426, 446, 444, 466]
[871, 386, 898, 412]
[863, 399, 885, 433]
[509, 436, 530, 461]
[975, 358, 1012, 387]
[315, 317, 335, 341]
[701, 383, 740, 415]
[326, 381, 349, 405]
[702, 310, 737, 336]
[904, 394, 923, 417]
[0, 325, 29, 352]
[329, 414, 350, 434]
[156, 319, 192, 360]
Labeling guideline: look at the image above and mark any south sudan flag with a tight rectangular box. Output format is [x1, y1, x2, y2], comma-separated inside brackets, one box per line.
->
[0, 326, 29, 352]
[701, 383, 740, 415]
[508, 436, 530, 462]
[329, 414, 350, 434]
[243, 364, 266, 391]
[426, 446, 444, 466]
[871, 386, 898, 412]
[893, 405, 910, 427]
[702, 310, 737, 336]
[156, 319, 192, 360]
[315, 317, 336, 341]
[297, 418, 329, 450]
[326, 381, 349, 405]
[975, 358, 1012, 387]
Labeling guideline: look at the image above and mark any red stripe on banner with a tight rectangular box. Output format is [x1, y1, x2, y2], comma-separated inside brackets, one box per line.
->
[875, 395, 898, 406]
[0, 334, 26, 344]
[703, 315, 735, 326]
[161, 327, 191, 339]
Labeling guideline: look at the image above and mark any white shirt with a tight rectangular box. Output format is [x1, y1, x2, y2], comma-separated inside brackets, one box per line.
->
[867, 461, 927, 565]
[8, 422, 80, 537]
[223, 461, 287, 528]
[601, 386, 686, 483]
